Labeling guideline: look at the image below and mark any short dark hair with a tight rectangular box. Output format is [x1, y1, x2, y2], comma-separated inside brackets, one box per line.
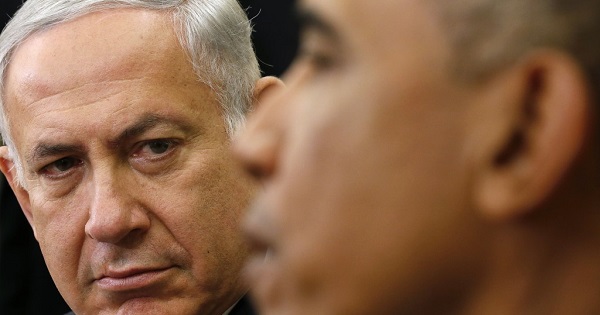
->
[433, 0, 600, 149]
[435, 0, 600, 89]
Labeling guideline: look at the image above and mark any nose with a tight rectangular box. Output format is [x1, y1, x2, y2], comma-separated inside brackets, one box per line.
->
[233, 87, 287, 181]
[85, 169, 150, 244]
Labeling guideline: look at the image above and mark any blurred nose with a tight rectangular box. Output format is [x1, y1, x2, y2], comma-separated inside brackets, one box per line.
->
[234, 87, 287, 181]
[85, 168, 150, 243]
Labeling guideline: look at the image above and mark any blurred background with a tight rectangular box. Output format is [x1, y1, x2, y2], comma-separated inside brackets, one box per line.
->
[0, 0, 298, 314]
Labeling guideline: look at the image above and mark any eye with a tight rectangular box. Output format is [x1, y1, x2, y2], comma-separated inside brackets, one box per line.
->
[299, 49, 336, 69]
[39, 157, 84, 178]
[296, 30, 339, 71]
[132, 139, 179, 160]
[147, 140, 171, 154]
[130, 139, 180, 175]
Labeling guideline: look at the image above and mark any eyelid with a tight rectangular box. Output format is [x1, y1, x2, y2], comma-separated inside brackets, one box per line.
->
[303, 43, 338, 63]
[38, 157, 84, 180]
[131, 139, 180, 160]
[297, 29, 342, 70]
[298, 48, 335, 67]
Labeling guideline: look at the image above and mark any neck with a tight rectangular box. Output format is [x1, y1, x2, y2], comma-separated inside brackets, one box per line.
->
[465, 191, 600, 315]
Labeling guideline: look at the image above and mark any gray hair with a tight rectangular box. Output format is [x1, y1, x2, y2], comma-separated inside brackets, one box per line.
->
[0, 0, 261, 185]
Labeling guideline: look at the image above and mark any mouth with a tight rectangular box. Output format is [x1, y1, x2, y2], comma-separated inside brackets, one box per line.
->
[243, 210, 280, 302]
[244, 247, 284, 310]
[242, 198, 283, 301]
[96, 266, 174, 292]
[243, 199, 277, 259]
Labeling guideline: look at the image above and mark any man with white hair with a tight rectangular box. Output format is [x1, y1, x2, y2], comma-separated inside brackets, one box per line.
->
[0, 0, 281, 314]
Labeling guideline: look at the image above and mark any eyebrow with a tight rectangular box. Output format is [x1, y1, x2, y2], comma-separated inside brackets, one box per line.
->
[27, 144, 86, 167]
[295, 6, 340, 43]
[111, 114, 185, 146]
[27, 113, 191, 167]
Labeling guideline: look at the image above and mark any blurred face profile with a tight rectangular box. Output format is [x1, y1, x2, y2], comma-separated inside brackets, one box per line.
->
[235, 0, 493, 314]
[1, 9, 254, 315]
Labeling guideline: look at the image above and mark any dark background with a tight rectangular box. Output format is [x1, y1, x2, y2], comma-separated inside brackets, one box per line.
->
[0, 1, 298, 314]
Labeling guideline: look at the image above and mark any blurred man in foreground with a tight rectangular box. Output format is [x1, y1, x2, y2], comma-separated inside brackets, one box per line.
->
[0, 0, 280, 314]
[235, 0, 600, 314]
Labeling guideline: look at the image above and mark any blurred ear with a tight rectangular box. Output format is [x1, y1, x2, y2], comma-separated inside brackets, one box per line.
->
[473, 51, 589, 221]
[0, 146, 36, 238]
[252, 76, 285, 110]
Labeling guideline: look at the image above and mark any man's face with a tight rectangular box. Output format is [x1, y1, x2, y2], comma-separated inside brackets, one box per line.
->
[2, 9, 254, 315]
[235, 0, 492, 314]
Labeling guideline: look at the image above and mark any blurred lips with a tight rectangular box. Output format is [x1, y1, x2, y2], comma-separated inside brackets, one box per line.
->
[243, 201, 282, 305]
[244, 248, 281, 308]
[243, 227, 272, 291]
[243, 214, 273, 283]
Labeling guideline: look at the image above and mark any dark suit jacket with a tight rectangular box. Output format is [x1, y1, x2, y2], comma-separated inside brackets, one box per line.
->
[64, 295, 256, 315]
[228, 296, 256, 315]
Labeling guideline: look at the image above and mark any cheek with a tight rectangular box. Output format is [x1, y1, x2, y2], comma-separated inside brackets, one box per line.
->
[31, 191, 86, 252]
[153, 151, 253, 277]
[167, 156, 251, 236]
[29, 193, 88, 299]
[267, 83, 478, 313]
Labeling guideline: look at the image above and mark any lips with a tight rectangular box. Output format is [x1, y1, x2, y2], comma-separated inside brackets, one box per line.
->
[97, 266, 173, 292]
[244, 250, 283, 310]
[243, 200, 277, 257]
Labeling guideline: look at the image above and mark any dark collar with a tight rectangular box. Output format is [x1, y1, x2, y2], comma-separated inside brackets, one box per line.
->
[64, 295, 256, 315]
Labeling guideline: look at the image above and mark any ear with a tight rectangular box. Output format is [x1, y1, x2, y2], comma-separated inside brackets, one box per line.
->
[473, 51, 590, 221]
[252, 76, 285, 111]
[0, 146, 37, 237]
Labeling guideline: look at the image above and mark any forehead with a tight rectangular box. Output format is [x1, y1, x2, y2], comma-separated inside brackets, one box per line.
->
[2, 8, 221, 165]
[299, 0, 446, 49]
[5, 8, 191, 106]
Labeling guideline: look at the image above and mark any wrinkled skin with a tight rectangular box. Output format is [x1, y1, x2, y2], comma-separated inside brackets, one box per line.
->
[1, 9, 255, 315]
